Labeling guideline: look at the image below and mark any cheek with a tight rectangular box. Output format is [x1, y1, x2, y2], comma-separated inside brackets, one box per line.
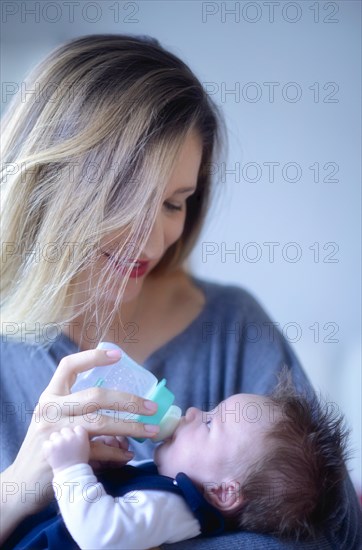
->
[156, 434, 189, 472]
[165, 213, 187, 246]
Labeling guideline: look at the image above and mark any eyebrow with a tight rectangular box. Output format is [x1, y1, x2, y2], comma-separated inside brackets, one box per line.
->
[174, 186, 197, 195]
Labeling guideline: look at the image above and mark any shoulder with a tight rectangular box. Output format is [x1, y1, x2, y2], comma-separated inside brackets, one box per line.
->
[0, 337, 45, 373]
[1, 330, 78, 364]
[0, 336, 60, 369]
[184, 273, 316, 396]
[188, 273, 273, 322]
[0, 334, 74, 401]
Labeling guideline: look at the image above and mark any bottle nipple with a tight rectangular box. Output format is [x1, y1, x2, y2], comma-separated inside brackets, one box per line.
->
[152, 405, 182, 442]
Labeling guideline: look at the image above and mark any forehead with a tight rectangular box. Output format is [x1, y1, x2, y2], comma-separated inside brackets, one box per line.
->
[166, 131, 203, 190]
[222, 393, 268, 409]
[212, 393, 276, 426]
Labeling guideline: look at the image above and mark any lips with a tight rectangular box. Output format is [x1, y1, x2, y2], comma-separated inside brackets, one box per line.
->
[102, 251, 150, 278]
[103, 251, 148, 267]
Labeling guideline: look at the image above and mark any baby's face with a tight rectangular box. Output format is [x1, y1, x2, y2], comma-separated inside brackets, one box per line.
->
[154, 393, 277, 488]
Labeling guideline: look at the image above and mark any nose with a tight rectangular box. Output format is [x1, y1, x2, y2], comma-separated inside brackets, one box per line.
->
[142, 211, 165, 261]
[185, 407, 200, 422]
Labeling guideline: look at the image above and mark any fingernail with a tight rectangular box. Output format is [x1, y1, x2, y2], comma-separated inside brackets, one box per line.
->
[144, 400, 158, 412]
[144, 424, 160, 434]
[105, 350, 121, 359]
[125, 451, 134, 458]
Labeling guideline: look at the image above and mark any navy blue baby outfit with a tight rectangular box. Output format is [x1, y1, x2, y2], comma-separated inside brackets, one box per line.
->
[8, 462, 224, 549]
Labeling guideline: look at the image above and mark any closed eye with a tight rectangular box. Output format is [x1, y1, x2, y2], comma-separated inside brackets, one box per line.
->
[205, 419, 212, 430]
[164, 202, 183, 212]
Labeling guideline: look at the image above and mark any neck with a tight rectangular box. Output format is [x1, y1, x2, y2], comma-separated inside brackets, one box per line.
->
[64, 280, 149, 351]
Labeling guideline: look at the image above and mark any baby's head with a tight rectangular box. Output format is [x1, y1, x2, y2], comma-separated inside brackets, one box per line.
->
[154, 367, 350, 541]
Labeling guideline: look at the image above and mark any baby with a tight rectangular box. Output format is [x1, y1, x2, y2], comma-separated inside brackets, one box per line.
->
[18, 368, 350, 550]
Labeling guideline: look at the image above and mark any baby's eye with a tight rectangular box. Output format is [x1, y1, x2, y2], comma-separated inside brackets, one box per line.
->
[205, 419, 212, 430]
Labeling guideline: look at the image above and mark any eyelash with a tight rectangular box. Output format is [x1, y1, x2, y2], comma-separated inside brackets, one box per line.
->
[164, 202, 183, 212]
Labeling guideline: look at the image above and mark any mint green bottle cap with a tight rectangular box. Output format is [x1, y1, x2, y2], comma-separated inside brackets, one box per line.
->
[132, 378, 175, 443]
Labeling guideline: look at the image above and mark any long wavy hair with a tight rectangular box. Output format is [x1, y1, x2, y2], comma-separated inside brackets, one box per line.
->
[1, 34, 227, 348]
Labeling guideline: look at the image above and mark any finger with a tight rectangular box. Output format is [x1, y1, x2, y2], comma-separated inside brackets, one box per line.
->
[115, 436, 130, 451]
[37, 406, 160, 440]
[89, 441, 134, 463]
[49, 431, 62, 442]
[59, 427, 76, 441]
[60, 387, 158, 418]
[74, 425, 88, 438]
[90, 435, 119, 448]
[46, 349, 122, 395]
[42, 440, 53, 459]
[73, 412, 160, 440]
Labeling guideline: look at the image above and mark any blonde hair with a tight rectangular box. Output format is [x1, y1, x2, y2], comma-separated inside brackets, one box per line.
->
[1, 34, 227, 348]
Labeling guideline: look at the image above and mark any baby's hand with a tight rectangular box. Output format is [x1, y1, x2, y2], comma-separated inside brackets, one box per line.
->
[42, 426, 90, 473]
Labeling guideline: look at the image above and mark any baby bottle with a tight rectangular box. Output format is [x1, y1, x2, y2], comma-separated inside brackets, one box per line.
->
[71, 342, 182, 442]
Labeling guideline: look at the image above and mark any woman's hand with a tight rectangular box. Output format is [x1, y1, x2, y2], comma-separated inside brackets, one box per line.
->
[89, 435, 134, 471]
[2, 348, 158, 539]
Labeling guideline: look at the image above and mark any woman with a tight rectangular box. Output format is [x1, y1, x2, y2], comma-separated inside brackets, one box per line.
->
[1, 34, 360, 549]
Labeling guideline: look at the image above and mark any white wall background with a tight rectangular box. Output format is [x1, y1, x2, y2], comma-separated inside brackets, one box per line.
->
[1, 0, 360, 493]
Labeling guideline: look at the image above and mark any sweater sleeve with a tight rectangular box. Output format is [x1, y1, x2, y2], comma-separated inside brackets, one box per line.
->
[52, 463, 201, 550]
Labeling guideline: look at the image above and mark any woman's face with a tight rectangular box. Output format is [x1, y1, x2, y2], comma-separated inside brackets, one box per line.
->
[78, 130, 203, 306]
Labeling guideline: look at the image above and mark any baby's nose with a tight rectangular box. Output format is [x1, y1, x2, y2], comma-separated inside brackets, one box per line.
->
[185, 407, 199, 422]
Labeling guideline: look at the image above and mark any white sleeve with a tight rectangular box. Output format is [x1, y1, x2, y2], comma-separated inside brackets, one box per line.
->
[52, 463, 201, 550]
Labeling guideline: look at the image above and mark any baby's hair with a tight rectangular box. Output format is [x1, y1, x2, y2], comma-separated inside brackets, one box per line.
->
[227, 366, 351, 541]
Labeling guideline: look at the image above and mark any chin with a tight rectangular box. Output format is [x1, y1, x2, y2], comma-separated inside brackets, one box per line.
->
[122, 280, 145, 297]
[104, 277, 145, 300]
[153, 442, 163, 466]
[153, 442, 171, 475]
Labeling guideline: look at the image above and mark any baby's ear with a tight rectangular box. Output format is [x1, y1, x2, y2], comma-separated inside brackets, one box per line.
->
[204, 480, 244, 512]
